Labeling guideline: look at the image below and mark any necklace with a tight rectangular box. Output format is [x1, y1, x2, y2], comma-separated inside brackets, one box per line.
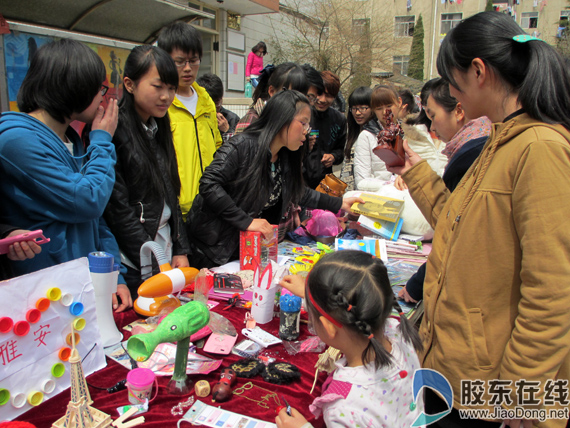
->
[233, 382, 281, 409]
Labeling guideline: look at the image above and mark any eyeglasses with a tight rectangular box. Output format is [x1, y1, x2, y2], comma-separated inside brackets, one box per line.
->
[350, 106, 370, 114]
[295, 119, 311, 134]
[174, 58, 201, 68]
[100, 85, 109, 96]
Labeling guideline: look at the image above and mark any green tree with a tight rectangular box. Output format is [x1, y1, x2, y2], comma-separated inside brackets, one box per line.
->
[485, 0, 494, 12]
[407, 14, 424, 81]
[556, 1, 570, 59]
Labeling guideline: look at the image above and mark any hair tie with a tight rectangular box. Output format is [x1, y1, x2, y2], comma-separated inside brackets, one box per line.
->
[259, 64, 275, 79]
[513, 34, 541, 43]
[367, 334, 374, 340]
[347, 305, 353, 312]
[399, 312, 404, 317]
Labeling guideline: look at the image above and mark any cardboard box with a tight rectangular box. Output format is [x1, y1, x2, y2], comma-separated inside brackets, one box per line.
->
[240, 226, 278, 270]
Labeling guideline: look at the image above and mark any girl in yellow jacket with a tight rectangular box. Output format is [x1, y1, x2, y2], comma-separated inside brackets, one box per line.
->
[390, 11, 570, 428]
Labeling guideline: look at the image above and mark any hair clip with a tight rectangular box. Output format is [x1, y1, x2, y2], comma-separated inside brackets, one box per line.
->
[512, 34, 541, 43]
[347, 304, 353, 312]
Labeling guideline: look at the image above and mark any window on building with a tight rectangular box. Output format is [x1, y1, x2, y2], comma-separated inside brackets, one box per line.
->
[521, 12, 539, 29]
[393, 55, 410, 76]
[394, 16, 415, 37]
[352, 18, 370, 39]
[440, 13, 462, 34]
[558, 10, 570, 38]
[201, 7, 217, 29]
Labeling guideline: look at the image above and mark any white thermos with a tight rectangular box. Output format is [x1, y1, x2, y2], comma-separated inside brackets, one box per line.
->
[88, 251, 123, 348]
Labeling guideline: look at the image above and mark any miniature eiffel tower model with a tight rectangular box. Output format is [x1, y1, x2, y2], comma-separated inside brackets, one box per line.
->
[52, 325, 111, 428]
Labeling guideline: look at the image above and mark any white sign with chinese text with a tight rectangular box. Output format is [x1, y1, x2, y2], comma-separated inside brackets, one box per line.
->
[0, 258, 106, 421]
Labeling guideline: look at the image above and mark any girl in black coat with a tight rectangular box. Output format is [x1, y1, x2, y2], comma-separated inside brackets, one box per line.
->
[104, 45, 190, 297]
[188, 90, 361, 268]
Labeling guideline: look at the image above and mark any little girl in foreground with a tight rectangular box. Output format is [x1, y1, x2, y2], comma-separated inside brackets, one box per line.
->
[277, 250, 424, 428]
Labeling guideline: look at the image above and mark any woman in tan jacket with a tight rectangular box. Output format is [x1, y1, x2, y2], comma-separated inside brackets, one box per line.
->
[390, 12, 570, 428]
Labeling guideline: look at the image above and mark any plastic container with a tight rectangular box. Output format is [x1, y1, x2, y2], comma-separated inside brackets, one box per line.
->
[36, 298, 51, 312]
[51, 363, 65, 378]
[13, 321, 30, 337]
[42, 379, 56, 394]
[0, 317, 13, 334]
[89, 252, 122, 348]
[244, 81, 253, 98]
[279, 294, 302, 340]
[11, 393, 25, 408]
[126, 368, 156, 405]
[27, 391, 43, 406]
[0, 388, 9, 406]
[58, 347, 71, 362]
[26, 308, 41, 323]
[46, 287, 61, 301]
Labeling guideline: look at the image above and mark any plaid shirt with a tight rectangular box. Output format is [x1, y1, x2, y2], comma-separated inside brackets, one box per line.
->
[234, 98, 265, 134]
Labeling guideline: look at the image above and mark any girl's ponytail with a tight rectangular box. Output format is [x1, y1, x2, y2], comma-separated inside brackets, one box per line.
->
[437, 11, 570, 130]
[518, 40, 570, 129]
[392, 302, 423, 353]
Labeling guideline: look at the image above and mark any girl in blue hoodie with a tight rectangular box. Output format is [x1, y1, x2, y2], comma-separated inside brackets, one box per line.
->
[0, 39, 132, 312]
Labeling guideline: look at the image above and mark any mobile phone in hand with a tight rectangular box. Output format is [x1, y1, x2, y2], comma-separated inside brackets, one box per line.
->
[0, 230, 50, 254]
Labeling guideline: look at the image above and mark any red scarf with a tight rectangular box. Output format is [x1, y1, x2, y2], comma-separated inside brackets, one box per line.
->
[442, 116, 492, 159]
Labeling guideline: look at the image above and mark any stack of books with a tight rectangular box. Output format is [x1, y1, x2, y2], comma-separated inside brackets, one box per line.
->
[350, 193, 405, 241]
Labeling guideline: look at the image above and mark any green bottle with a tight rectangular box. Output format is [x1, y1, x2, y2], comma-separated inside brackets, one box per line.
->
[244, 81, 253, 98]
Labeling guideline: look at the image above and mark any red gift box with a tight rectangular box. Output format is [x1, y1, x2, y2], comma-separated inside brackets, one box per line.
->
[239, 226, 278, 271]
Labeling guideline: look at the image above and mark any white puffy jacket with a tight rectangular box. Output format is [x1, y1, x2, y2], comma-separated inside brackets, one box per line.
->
[402, 123, 447, 177]
[353, 120, 392, 191]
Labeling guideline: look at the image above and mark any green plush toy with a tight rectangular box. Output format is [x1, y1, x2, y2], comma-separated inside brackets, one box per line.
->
[127, 300, 210, 394]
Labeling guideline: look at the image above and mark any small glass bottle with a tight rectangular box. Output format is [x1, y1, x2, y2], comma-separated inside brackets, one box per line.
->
[279, 294, 302, 340]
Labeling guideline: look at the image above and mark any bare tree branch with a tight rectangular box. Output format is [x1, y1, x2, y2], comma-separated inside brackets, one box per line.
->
[269, 0, 397, 94]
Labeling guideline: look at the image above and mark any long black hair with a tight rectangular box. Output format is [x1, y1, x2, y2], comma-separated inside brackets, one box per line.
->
[429, 78, 459, 113]
[345, 86, 372, 159]
[306, 250, 422, 370]
[398, 89, 419, 116]
[18, 39, 106, 124]
[406, 78, 439, 127]
[235, 90, 310, 210]
[437, 11, 570, 130]
[252, 62, 309, 103]
[117, 45, 180, 199]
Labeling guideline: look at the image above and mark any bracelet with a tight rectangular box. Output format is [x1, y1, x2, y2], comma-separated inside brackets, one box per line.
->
[171, 396, 195, 416]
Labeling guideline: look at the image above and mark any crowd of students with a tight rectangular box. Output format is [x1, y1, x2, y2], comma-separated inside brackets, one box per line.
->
[1, 12, 569, 428]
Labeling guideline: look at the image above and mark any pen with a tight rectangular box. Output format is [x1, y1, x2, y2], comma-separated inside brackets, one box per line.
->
[281, 395, 292, 416]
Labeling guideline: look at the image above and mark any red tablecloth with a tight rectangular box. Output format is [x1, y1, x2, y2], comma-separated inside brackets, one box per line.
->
[17, 303, 326, 428]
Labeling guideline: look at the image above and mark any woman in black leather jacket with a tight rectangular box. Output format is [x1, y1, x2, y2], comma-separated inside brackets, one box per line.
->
[188, 90, 361, 268]
[104, 45, 190, 297]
